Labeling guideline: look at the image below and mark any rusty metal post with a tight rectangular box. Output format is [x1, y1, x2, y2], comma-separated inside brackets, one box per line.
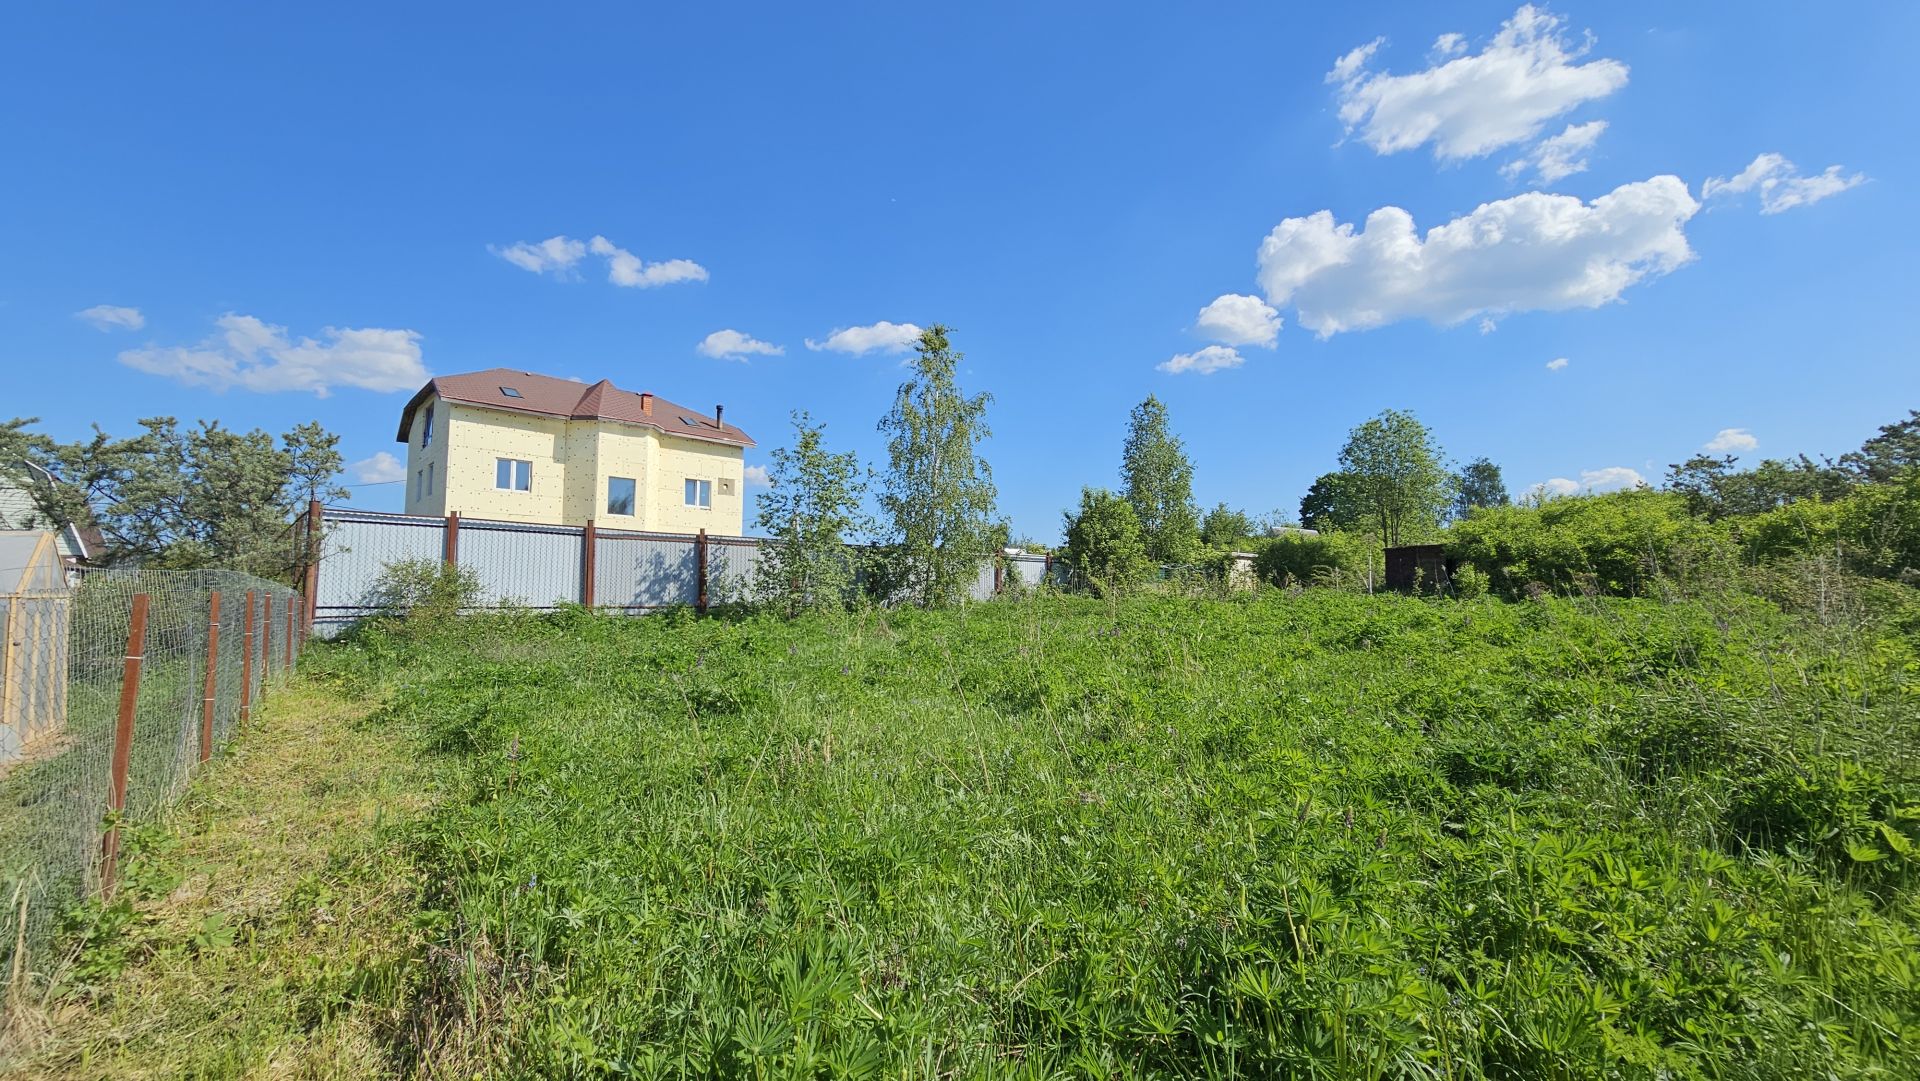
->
[102, 593, 150, 897]
[304, 498, 321, 636]
[444, 511, 460, 566]
[284, 597, 294, 672]
[240, 590, 255, 726]
[695, 528, 709, 615]
[200, 591, 221, 764]
[994, 559, 1004, 595]
[581, 520, 597, 608]
[262, 594, 274, 687]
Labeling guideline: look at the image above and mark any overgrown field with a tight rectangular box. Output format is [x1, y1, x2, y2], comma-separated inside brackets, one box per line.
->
[311, 587, 1920, 1079]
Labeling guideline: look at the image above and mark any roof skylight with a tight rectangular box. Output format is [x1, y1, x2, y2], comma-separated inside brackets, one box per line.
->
[500, 386, 523, 398]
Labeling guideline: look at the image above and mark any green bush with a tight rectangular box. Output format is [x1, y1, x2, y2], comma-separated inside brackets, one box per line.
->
[1250, 530, 1381, 589]
[1062, 487, 1152, 595]
[364, 557, 483, 626]
[1446, 489, 1728, 597]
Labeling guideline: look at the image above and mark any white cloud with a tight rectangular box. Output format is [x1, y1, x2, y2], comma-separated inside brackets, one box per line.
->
[804, 321, 924, 356]
[492, 236, 587, 275]
[743, 464, 771, 487]
[1194, 294, 1281, 347]
[1703, 153, 1866, 214]
[76, 304, 145, 331]
[118, 313, 428, 396]
[697, 329, 784, 361]
[351, 451, 406, 484]
[1704, 427, 1758, 453]
[1431, 33, 1467, 60]
[1328, 5, 1628, 162]
[1502, 119, 1607, 184]
[1255, 175, 1699, 337]
[587, 235, 709, 288]
[1546, 357, 1569, 371]
[1528, 466, 1644, 500]
[1158, 345, 1244, 375]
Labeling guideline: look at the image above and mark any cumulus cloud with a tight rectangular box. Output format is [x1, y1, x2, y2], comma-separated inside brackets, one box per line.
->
[587, 235, 709, 288]
[1194, 294, 1281, 347]
[697, 329, 784, 360]
[1158, 345, 1244, 375]
[1254, 175, 1699, 337]
[118, 313, 428, 396]
[351, 451, 406, 484]
[1703, 153, 1866, 214]
[76, 304, 145, 331]
[1545, 357, 1569, 371]
[804, 321, 924, 356]
[491, 236, 587, 275]
[1528, 466, 1645, 500]
[1502, 119, 1607, 184]
[1704, 427, 1758, 453]
[743, 464, 771, 487]
[1328, 5, 1628, 162]
[493, 234, 708, 286]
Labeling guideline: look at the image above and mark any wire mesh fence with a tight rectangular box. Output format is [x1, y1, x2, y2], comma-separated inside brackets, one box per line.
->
[0, 568, 302, 1001]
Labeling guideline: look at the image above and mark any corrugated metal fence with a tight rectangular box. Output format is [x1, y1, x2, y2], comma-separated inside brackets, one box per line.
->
[306, 506, 1070, 635]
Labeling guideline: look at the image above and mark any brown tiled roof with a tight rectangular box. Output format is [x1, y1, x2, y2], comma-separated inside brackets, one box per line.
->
[394, 368, 754, 447]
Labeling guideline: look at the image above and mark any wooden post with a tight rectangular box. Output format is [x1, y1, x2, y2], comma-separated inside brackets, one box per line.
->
[0, 601, 15, 743]
[581, 520, 597, 609]
[993, 559, 1004, 595]
[262, 594, 274, 687]
[444, 511, 461, 566]
[304, 498, 321, 636]
[695, 529, 709, 615]
[102, 593, 150, 897]
[240, 591, 255, 726]
[200, 591, 221, 764]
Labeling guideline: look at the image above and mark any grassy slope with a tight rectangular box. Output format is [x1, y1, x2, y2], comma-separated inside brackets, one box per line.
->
[320, 590, 1918, 1079]
[1, 681, 437, 1080]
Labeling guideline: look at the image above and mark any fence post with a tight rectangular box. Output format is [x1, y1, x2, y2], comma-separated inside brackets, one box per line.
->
[582, 519, 597, 609]
[240, 590, 256, 727]
[0, 601, 14, 741]
[696, 529, 709, 615]
[281, 597, 292, 672]
[304, 498, 321, 637]
[444, 511, 461, 567]
[263, 594, 274, 688]
[200, 591, 221, 764]
[102, 592, 150, 898]
[993, 558, 1004, 595]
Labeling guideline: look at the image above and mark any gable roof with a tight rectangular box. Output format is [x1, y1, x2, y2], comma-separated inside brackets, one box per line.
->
[395, 368, 754, 448]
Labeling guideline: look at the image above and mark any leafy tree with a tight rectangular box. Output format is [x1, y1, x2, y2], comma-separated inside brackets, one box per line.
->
[2, 415, 344, 579]
[1453, 457, 1511, 520]
[1299, 472, 1362, 533]
[754, 412, 871, 617]
[1841, 409, 1920, 483]
[1062, 487, 1151, 595]
[1666, 453, 1851, 520]
[1199, 503, 1254, 548]
[1336, 409, 1451, 546]
[875, 325, 999, 607]
[1120, 396, 1200, 564]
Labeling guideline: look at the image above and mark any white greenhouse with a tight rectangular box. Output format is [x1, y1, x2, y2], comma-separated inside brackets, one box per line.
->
[0, 531, 70, 764]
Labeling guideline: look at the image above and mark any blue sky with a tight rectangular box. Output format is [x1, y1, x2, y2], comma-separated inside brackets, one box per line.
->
[4, 2, 1914, 542]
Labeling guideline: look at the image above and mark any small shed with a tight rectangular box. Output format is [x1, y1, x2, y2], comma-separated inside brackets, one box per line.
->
[1385, 543, 1451, 594]
[1, 531, 71, 764]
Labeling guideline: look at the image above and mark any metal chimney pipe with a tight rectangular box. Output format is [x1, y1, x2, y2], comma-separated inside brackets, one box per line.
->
[714, 404, 724, 429]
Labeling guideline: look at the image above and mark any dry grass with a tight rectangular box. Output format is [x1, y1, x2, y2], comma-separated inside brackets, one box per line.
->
[0, 678, 436, 1080]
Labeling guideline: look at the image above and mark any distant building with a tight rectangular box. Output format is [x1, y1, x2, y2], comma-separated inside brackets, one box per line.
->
[395, 368, 755, 535]
[0, 466, 98, 571]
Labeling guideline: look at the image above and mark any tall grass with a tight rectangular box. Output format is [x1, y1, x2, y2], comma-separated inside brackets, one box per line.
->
[310, 585, 1919, 1079]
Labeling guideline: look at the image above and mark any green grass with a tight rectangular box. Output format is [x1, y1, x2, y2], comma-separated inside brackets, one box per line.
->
[298, 587, 1918, 1079]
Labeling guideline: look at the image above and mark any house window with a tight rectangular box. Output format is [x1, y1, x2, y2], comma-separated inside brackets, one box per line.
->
[420, 403, 435, 448]
[684, 479, 712, 508]
[607, 476, 636, 516]
[495, 458, 532, 491]
[426, 462, 435, 497]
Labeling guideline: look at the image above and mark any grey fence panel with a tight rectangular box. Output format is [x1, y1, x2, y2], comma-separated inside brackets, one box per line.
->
[967, 560, 999, 602]
[315, 511, 446, 635]
[1008, 555, 1050, 588]
[708, 538, 765, 605]
[459, 521, 583, 608]
[595, 532, 698, 609]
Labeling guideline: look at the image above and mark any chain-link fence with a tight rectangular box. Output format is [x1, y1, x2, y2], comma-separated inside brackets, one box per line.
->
[0, 568, 302, 1000]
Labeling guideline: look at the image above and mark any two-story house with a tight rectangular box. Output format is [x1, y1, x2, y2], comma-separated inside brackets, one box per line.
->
[396, 368, 754, 535]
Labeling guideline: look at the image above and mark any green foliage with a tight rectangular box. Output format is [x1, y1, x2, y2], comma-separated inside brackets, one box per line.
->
[1453, 456, 1511, 519]
[1199, 502, 1254, 549]
[1447, 489, 1728, 598]
[1666, 453, 1850, 520]
[1062, 487, 1152, 595]
[323, 587, 1919, 1077]
[366, 557, 483, 626]
[1841, 408, 1920, 483]
[1337, 408, 1452, 545]
[1452, 561, 1490, 598]
[1299, 470, 1361, 533]
[875, 325, 998, 607]
[1250, 530, 1382, 589]
[0, 415, 344, 580]
[753, 411, 871, 617]
[1119, 395, 1200, 563]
